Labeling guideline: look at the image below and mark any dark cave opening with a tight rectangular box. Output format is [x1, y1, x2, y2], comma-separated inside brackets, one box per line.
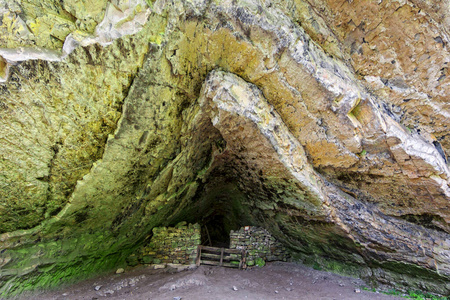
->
[194, 178, 252, 247]
[201, 214, 231, 248]
[185, 155, 256, 248]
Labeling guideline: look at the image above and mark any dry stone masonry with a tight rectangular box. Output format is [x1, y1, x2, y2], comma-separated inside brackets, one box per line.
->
[132, 223, 200, 266]
[230, 226, 289, 267]
[128, 224, 288, 269]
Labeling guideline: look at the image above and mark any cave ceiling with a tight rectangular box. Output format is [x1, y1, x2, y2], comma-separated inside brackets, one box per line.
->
[0, 0, 449, 296]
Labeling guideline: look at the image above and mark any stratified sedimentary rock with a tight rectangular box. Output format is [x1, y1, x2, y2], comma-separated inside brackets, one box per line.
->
[0, 0, 449, 296]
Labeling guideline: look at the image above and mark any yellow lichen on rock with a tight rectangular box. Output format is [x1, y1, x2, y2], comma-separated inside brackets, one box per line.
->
[0, 0, 449, 297]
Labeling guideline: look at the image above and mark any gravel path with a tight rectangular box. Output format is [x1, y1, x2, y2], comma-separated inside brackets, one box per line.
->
[17, 262, 403, 300]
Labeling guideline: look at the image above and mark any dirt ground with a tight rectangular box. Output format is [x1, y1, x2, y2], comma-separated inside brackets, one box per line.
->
[17, 262, 403, 300]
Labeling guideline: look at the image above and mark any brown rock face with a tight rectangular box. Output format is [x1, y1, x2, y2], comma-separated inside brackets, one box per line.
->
[0, 0, 449, 296]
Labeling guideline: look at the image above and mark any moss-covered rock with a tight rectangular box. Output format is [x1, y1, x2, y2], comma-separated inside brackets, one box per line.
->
[0, 0, 449, 297]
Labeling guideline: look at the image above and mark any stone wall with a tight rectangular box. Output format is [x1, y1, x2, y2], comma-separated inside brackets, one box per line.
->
[129, 222, 201, 266]
[230, 226, 289, 267]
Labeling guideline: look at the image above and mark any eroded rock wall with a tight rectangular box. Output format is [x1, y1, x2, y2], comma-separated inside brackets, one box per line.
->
[0, 0, 449, 296]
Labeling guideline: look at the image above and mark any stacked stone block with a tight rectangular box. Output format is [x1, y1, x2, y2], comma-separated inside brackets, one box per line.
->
[136, 222, 201, 265]
[230, 226, 289, 267]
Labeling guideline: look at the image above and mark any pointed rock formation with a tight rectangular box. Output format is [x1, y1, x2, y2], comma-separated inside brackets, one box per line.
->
[0, 0, 449, 296]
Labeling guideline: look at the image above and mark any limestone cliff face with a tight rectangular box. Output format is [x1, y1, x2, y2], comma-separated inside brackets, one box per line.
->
[0, 0, 449, 296]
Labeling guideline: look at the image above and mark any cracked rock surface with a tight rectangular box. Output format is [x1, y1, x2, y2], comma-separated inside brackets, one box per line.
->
[0, 0, 449, 296]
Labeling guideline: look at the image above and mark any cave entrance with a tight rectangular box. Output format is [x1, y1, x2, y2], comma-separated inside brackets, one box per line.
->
[190, 159, 255, 248]
[201, 215, 230, 248]
[196, 180, 249, 248]
[170, 111, 272, 250]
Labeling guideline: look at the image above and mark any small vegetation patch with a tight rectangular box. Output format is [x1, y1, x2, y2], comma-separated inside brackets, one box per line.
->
[363, 287, 449, 300]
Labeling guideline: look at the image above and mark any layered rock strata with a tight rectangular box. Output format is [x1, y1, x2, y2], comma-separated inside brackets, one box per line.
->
[0, 0, 449, 296]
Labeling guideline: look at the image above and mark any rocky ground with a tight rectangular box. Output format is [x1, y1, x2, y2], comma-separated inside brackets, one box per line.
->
[15, 262, 403, 300]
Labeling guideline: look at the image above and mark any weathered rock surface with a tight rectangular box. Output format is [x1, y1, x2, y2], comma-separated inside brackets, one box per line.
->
[0, 0, 449, 296]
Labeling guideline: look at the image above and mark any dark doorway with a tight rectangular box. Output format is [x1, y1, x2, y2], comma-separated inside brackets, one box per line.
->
[201, 214, 231, 248]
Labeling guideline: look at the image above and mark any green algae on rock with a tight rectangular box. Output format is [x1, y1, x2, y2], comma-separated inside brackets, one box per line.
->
[0, 0, 449, 297]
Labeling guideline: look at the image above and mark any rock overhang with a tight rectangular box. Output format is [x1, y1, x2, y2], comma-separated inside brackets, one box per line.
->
[0, 0, 449, 296]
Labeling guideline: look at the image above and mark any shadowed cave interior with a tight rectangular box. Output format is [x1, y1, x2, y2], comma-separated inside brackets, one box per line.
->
[150, 101, 291, 250]
[172, 151, 258, 248]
